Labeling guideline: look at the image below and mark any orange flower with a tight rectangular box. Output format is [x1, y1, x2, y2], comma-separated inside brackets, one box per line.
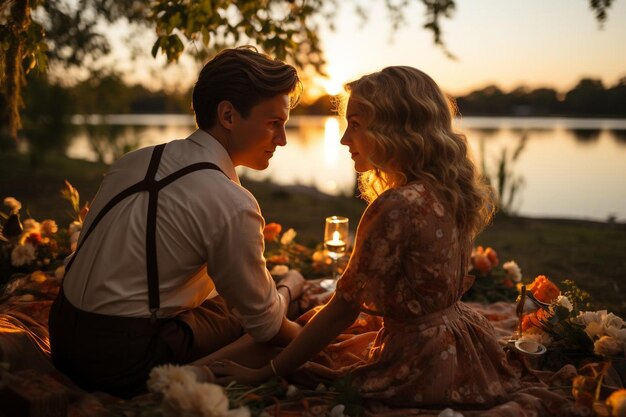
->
[606, 388, 626, 417]
[471, 246, 496, 273]
[267, 254, 289, 264]
[263, 222, 282, 241]
[485, 247, 499, 267]
[25, 232, 43, 246]
[521, 309, 550, 331]
[528, 275, 560, 304]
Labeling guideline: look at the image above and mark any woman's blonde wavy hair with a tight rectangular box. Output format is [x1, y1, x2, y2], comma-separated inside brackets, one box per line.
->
[344, 66, 495, 238]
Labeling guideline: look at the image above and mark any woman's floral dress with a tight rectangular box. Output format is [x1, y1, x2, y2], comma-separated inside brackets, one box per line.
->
[298, 183, 577, 416]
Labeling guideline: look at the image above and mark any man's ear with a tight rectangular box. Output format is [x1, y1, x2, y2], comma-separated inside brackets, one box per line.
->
[216, 100, 236, 130]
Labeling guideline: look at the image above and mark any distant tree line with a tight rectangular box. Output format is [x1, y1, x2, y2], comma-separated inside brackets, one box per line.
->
[455, 78, 626, 117]
[16, 72, 626, 120]
[300, 77, 626, 117]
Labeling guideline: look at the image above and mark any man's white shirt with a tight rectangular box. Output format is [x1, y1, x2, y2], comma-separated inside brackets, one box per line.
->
[62, 129, 286, 342]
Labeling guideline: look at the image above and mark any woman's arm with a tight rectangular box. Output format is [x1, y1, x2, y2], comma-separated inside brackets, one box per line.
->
[208, 293, 360, 385]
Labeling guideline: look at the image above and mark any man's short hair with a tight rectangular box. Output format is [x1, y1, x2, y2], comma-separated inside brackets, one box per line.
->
[192, 46, 301, 130]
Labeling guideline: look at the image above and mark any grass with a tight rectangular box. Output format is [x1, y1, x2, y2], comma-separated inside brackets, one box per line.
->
[2, 150, 625, 317]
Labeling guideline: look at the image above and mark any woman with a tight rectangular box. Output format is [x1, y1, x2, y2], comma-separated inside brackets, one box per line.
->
[204, 67, 574, 415]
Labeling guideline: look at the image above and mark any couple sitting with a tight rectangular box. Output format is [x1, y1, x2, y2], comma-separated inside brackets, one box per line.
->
[49, 47, 573, 416]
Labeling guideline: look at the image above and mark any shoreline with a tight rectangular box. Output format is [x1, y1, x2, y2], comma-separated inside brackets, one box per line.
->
[2, 152, 625, 317]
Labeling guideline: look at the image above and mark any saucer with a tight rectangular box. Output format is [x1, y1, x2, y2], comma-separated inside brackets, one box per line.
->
[514, 339, 547, 356]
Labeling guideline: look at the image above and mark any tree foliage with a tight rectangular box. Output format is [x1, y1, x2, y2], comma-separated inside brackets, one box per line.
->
[0, 0, 616, 147]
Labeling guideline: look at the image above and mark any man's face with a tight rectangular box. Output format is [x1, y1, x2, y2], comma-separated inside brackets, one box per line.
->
[229, 94, 290, 170]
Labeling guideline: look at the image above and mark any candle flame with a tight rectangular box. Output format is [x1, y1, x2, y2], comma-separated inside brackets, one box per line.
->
[332, 231, 340, 241]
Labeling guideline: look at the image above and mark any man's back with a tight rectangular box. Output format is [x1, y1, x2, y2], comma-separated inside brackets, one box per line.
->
[63, 131, 263, 319]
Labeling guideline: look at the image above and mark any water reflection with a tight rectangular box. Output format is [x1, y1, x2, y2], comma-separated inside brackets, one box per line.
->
[324, 117, 341, 164]
[570, 128, 601, 143]
[82, 124, 145, 164]
[65, 116, 626, 221]
[612, 130, 626, 144]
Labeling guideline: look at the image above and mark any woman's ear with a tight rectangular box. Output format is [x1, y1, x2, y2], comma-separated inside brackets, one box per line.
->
[216, 100, 236, 130]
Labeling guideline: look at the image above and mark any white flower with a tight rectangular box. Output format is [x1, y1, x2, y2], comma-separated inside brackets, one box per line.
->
[575, 310, 607, 326]
[21, 218, 41, 234]
[585, 321, 605, 339]
[11, 243, 37, 267]
[438, 408, 465, 417]
[503, 261, 522, 282]
[555, 295, 573, 312]
[270, 265, 289, 276]
[227, 407, 251, 417]
[606, 326, 626, 344]
[603, 312, 625, 330]
[286, 384, 299, 399]
[162, 382, 194, 413]
[151, 364, 245, 417]
[148, 364, 198, 393]
[3, 197, 22, 213]
[594, 335, 624, 357]
[280, 228, 297, 245]
[330, 404, 346, 417]
[189, 383, 230, 417]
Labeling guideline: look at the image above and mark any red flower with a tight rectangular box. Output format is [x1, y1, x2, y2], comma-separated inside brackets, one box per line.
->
[25, 232, 43, 246]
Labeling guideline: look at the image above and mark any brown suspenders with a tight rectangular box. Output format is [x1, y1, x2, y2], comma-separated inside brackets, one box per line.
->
[65, 143, 226, 320]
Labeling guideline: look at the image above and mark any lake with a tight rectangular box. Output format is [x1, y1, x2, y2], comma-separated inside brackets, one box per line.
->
[68, 115, 626, 222]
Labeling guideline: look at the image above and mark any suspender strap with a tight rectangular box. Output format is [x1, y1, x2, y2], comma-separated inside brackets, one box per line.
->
[145, 144, 166, 319]
[65, 143, 225, 321]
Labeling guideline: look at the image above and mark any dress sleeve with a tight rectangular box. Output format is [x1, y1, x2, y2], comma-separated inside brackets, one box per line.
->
[336, 191, 410, 314]
[205, 204, 286, 342]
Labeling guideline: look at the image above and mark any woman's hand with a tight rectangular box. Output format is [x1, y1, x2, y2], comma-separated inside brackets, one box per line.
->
[207, 360, 272, 386]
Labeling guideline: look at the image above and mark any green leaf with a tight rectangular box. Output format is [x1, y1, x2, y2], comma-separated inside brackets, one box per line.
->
[151, 38, 161, 58]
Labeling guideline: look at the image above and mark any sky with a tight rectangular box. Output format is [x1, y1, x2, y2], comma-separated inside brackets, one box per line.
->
[314, 0, 626, 96]
[102, 0, 626, 99]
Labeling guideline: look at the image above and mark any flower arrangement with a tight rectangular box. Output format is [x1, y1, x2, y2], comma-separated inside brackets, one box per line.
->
[517, 277, 597, 356]
[462, 246, 520, 303]
[262, 222, 337, 279]
[147, 365, 250, 417]
[517, 276, 626, 363]
[0, 181, 87, 288]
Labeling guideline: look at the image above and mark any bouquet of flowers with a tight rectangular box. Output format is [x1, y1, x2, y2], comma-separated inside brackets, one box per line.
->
[263, 222, 338, 280]
[518, 275, 626, 372]
[462, 246, 521, 303]
[0, 181, 87, 289]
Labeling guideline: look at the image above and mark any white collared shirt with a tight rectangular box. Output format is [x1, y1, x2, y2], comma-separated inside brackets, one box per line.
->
[62, 129, 286, 342]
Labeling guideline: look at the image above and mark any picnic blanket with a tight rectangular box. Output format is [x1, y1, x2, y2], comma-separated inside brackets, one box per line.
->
[0, 272, 582, 417]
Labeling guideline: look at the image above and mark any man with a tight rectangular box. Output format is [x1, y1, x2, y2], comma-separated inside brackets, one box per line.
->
[48, 46, 305, 398]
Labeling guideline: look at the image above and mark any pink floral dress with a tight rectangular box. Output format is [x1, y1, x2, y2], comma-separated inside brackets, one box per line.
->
[298, 183, 576, 416]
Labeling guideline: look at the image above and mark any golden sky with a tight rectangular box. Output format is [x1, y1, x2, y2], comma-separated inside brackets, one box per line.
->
[100, 0, 626, 99]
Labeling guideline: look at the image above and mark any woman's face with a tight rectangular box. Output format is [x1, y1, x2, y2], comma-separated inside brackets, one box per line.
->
[340, 97, 375, 173]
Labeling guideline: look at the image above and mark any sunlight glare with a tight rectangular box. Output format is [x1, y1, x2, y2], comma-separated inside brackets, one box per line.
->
[322, 77, 345, 96]
[323, 117, 341, 164]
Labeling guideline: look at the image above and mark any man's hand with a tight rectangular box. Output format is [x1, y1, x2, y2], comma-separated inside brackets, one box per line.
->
[277, 270, 305, 300]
